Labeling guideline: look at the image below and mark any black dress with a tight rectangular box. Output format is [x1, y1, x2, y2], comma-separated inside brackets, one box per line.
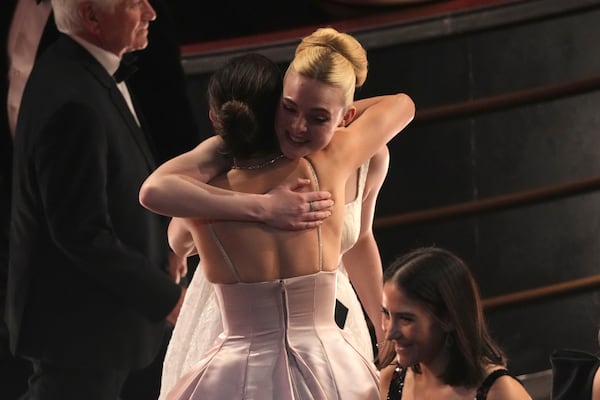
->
[386, 365, 522, 400]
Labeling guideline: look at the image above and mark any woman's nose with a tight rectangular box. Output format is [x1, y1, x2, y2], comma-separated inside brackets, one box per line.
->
[384, 322, 400, 341]
[290, 115, 307, 133]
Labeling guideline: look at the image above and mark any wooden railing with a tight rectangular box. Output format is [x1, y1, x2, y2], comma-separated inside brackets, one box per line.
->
[415, 75, 600, 123]
[483, 274, 600, 311]
[374, 174, 600, 229]
[179, 0, 600, 75]
[375, 73, 600, 229]
[373, 74, 600, 309]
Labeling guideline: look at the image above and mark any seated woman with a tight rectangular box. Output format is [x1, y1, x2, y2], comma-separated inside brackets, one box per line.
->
[143, 27, 415, 399]
[377, 247, 532, 400]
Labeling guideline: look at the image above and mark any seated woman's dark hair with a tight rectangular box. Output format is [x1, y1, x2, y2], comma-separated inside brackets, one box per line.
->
[376, 246, 506, 387]
[207, 53, 283, 159]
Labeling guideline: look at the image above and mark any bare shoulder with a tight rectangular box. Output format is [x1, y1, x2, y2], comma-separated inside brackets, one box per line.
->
[485, 368, 532, 400]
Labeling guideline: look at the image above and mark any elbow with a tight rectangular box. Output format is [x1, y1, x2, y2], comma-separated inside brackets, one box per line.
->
[168, 236, 190, 258]
[398, 93, 416, 122]
[389, 93, 416, 135]
[138, 179, 163, 213]
[169, 238, 197, 258]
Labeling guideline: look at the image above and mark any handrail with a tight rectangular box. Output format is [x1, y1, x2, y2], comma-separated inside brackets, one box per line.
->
[373, 75, 600, 230]
[179, 0, 600, 75]
[374, 175, 600, 229]
[483, 274, 600, 310]
[179, 0, 513, 57]
[415, 75, 600, 123]
[372, 73, 600, 313]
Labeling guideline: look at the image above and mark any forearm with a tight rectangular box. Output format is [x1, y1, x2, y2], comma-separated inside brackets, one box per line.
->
[140, 135, 268, 220]
[141, 173, 268, 220]
[140, 136, 333, 229]
[342, 233, 384, 343]
[344, 147, 389, 343]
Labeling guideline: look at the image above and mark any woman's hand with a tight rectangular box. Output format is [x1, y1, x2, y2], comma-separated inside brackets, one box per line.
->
[263, 178, 333, 230]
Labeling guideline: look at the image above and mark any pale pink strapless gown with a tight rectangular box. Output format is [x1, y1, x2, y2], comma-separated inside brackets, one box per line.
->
[166, 270, 379, 400]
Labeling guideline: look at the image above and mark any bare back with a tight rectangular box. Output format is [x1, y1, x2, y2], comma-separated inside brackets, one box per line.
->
[188, 156, 348, 284]
[187, 93, 414, 284]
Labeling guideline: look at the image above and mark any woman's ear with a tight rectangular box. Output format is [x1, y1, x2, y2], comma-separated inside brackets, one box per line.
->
[440, 316, 455, 332]
[340, 106, 357, 127]
[208, 110, 215, 123]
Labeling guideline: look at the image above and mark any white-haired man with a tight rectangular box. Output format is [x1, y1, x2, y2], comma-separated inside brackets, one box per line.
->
[6, 1, 184, 397]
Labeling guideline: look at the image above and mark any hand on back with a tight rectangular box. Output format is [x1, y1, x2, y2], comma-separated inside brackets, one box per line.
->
[263, 177, 334, 230]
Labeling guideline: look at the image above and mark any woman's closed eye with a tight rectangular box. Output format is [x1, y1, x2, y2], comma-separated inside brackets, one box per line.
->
[381, 306, 391, 319]
[382, 306, 415, 324]
[281, 102, 297, 114]
[308, 115, 329, 124]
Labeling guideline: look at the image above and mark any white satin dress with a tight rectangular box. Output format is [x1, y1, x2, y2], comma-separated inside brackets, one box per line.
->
[160, 162, 374, 399]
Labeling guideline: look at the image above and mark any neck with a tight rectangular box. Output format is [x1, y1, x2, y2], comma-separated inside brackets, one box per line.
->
[415, 364, 444, 385]
[416, 350, 450, 384]
[231, 153, 285, 170]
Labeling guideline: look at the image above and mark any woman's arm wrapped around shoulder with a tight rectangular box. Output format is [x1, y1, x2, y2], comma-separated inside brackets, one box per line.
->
[139, 135, 333, 230]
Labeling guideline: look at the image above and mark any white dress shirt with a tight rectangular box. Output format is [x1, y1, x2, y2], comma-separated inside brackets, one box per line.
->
[71, 36, 141, 126]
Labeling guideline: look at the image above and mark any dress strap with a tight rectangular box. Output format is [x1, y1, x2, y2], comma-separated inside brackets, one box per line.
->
[303, 157, 323, 271]
[476, 369, 514, 399]
[386, 364, 406, 400]
[208, 223, 241, 282]
[356, 160, 370, 200]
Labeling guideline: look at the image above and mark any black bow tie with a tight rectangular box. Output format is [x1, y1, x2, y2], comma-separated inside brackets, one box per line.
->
[113, 55, 139, 83]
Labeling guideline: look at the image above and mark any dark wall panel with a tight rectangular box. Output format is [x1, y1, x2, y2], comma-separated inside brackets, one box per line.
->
[486, 292, 600, 374]
[356, 4, 600, 375]
[469, 8, 600, 94]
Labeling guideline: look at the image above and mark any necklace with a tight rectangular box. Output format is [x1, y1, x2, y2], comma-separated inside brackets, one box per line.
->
[232, 154, 285, 170]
